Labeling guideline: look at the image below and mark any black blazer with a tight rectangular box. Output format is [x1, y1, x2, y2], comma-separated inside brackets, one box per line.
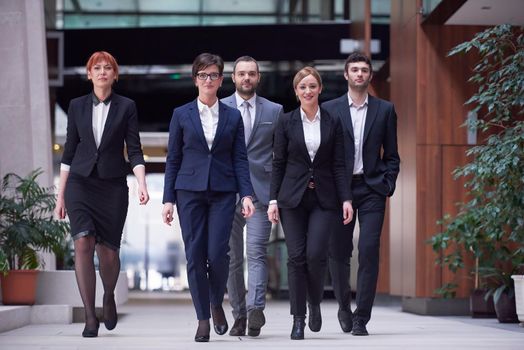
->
[61, 92, 145, 178]
[322, 94, 400, 197]
[270, 108, 350, 209]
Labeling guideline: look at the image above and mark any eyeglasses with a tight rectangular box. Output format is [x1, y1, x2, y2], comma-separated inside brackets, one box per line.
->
[196, 72, 221, 81]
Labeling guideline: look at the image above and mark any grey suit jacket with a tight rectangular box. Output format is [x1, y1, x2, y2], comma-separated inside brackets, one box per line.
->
[221, 93, 283, 205]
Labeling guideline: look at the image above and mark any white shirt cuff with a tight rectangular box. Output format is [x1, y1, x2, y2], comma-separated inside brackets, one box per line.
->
[269, 200, 277, 205]
[133, 164, 145, 171]
[60, 163, 70, 172]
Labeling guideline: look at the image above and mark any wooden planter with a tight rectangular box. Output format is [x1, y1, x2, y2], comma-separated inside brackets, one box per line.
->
[0, 270, 39, 305]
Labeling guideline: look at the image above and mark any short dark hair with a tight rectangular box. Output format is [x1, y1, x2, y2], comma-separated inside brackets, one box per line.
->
[233, 56, 259, 73]
[192, 53, 224, 77]
[344, 52, 373, 73]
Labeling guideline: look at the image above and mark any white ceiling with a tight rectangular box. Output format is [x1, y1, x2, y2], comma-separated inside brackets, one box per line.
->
[446, 0, 524, 25]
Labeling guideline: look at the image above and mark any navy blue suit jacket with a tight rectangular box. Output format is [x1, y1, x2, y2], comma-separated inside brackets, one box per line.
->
[162, 99, 254, 204]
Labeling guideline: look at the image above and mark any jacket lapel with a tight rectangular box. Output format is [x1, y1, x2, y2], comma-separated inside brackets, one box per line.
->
[211, 103, 229, 151]
[363, 95, 379, 143]
[82, 95, 97, 149]
[337, 95, 355, 140]
[98, 95, 118, 150]
[247, 97, 264, 147]
[313, 111, 330, 166]
[188, 100, 210, 151]
[292, 109, 312, 165]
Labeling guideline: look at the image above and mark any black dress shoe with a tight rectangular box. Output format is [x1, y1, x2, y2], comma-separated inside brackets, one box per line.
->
[352, 319, 369, 336]
[211, 305, 228, 335]
[103, 292, 118, 330]
[248, 309, 266, 336]
[195, 320, 211, 342]
[337, 308, 353, 333]
[229, 317, 247, 336]
[307, 303, 322, 332]
[290, 316, 306, 340]
[82, 318, 100, 338]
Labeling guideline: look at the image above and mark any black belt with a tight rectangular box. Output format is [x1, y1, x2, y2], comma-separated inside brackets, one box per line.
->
[352, 174, 364, 180]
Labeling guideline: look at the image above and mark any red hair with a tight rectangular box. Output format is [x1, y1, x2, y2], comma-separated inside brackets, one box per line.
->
[86, 51, 119, 81]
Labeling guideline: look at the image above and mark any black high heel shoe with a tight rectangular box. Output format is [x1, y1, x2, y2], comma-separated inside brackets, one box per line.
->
[82, 318, 100, 338]
[195, 320, 210, 342]
[103, 293, 118, 330]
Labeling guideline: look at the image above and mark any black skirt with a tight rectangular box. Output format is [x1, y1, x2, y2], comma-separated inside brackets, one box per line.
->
[64, 170, 129, 250]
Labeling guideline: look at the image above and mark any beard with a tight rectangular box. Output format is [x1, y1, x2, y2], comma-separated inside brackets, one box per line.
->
[236, 82, 258, 96]
[349, 78, 371, 91]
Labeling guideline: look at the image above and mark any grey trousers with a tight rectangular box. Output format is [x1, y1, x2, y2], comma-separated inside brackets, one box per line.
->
[227, 201, 272, 319]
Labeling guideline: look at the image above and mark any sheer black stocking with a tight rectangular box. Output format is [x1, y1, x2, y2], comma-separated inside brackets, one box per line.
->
[96, 243, 120, 329]
[73, 236, 98, 330]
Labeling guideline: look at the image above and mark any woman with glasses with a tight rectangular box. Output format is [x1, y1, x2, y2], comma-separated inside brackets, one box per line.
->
[54, 51, 149, 337]
[267, 66, 353, 340]
[162, 53, 255, 342]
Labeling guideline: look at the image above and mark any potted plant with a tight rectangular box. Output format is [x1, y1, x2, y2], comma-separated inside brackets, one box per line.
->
[0, 169, 69, 304]
[430, 24, 524, 322]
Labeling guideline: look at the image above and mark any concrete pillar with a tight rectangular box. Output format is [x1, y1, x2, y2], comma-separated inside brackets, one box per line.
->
[0, 0, 55, 270]
[0, 0, 52, 185]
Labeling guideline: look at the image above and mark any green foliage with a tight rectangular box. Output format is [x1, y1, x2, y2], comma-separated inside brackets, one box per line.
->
[431, 25, 524, 299]
[0, 169, 70, 273]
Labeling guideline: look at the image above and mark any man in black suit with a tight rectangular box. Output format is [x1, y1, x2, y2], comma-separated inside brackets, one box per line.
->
[322, 52, 400, 336]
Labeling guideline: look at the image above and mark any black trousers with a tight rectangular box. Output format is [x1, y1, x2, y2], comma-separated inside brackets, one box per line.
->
[280, 189, 337, 317]
[328, 177, 386, 324]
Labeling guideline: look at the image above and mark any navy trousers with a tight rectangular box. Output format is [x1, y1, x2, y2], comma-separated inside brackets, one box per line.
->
[176, 189, 236, 320]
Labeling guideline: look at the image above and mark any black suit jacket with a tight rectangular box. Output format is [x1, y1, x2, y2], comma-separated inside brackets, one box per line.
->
[270, 107, 350, 209]
[322, 94, 400, 197]
[61, 92, 145, 178]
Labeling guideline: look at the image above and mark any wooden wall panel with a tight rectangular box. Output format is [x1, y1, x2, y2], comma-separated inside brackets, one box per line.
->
[389, 0, 419, 297]
[441, 145, 473, 297]
[418, 25, 485, 146]
[390, 0, 486, 298]
[415, 145, 442, 297]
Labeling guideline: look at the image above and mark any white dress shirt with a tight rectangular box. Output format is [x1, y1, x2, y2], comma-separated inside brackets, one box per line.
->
[197, 98, 220, 150]
[300, 107, 321, 162]
[348, 93, 368, 175]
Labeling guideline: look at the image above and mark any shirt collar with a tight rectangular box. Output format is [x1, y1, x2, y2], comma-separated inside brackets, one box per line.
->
[197, 98, 219, 115]
[348, 93, 368, 108]
[235, 92, 257, 109]
[300, 107, 321, 123]
[92, 92, 112, 106]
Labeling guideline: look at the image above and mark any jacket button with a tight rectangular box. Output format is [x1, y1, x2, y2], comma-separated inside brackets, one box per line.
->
[308, 168, 313, 172]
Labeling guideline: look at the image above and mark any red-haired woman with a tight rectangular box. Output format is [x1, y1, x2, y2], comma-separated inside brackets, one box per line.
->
[54, 51, 149, 337]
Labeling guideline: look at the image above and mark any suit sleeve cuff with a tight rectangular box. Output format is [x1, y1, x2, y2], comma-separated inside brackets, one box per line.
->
[60, 163, 70, 172]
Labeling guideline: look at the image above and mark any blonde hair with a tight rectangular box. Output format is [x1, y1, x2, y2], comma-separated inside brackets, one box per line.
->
[292, 66, 322, 90]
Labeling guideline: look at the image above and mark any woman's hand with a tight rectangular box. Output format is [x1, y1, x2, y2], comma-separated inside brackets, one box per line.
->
[267, 203, 279, 224]
[241, 196, 255, 218]
[162, 203, 174, 226]
[138, 183, 150, 205]
[54, 196, 67, 219]
[342, 200, 353, 225]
